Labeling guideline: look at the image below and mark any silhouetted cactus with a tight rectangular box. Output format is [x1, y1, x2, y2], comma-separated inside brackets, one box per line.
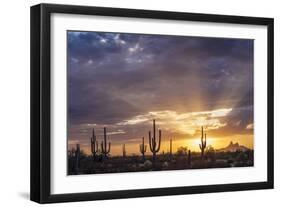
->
[75, 144, 80, 174]
[122, 144, 126, 158]
[139, 137, 147, 160]
[187, 149, 191, 166]
[90, 128, 98, 160]
[169, 139, 173, 158]
[68, 148, 76, 157]
[148, 119, 161, 161]
[101, 127, 111, 158]
[199, 126, 207, 159]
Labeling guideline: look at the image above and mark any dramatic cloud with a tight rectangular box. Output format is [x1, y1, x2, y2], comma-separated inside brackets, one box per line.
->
[118, 108, 233, 134]
[67, 31, 254, 153]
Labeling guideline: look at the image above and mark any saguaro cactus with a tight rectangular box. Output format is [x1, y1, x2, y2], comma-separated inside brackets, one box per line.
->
[139, 137, 147, 160]
[90, 128, 98, 160]
[187, 149, 191, 166]
[68, 148, 76, 157]
[101, 127, 111, 158]
[75, 144, 80, 174]
[169, 139, 173, 157]
[148, 119, 161, 161]
[199, 126, 207, 159]
[122, 144, 126, 158]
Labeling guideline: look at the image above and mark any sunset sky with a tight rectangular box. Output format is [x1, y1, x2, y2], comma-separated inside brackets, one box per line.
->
[67, 31, 254, 155]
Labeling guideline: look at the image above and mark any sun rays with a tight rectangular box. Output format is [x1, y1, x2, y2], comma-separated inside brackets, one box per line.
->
[67, 31, 254, 157]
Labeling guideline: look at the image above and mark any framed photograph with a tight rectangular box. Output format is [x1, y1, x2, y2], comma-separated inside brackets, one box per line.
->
[30, 3, 274, 203]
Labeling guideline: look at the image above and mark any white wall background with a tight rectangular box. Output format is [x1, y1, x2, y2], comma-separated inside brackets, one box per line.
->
[0, 0, 279, 206]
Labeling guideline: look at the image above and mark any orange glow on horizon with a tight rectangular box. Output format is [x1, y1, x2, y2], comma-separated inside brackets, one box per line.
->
[68, 108, 253, 156]
[69, 133, 253, 156]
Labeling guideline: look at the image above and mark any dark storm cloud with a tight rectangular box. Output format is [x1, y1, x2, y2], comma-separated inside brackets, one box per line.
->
[67, 31, 253, 142]
[209, 105, 254, 137]
[68, 87, 142, 125]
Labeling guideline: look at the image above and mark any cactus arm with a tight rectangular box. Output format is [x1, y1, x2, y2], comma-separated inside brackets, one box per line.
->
[100, 127, 111, 157]
[90, 128, 99, 158]
[156, 129, 161, 152]
[204, 133, 207, 147]
[101, 141, 104, 153]
[140, 137, 147, 155]
[143, 137, 147, 153]
[91, 139, 93, 154]
[149, 131, 154, 152]
[107, 142, 111, 154]
[153, 119, 156, 141]
[155, 135, 161, 152]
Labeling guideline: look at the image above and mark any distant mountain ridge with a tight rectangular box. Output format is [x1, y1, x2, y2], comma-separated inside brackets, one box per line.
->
[216, 141, 250, 152]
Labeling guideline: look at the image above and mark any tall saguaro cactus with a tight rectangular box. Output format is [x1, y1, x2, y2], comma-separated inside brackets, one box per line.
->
[139, 137, 147, 161]
[122, 144, 126, 158]
[169, 139, 173, 157]
[90, 128, 98, 160]
[199, 126, 207, 159]
[148, 119, 161, 161]
[101, 127, 111, 158]
[75, 144, 80, 174]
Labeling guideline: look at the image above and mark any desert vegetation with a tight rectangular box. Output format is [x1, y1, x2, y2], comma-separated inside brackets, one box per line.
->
[68, 119, 254, 175]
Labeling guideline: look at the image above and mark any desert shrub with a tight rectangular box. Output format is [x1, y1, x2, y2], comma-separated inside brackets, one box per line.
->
[205, 145, 216, 162]
[176, 146, 188, 156]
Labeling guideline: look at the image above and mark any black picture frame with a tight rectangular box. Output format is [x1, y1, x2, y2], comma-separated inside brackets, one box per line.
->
[30, 3, 274, 204]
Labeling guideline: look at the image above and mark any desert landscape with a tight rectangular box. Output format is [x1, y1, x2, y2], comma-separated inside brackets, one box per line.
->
[67, 31, 254, 175]
[68, 120, 253, 175]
